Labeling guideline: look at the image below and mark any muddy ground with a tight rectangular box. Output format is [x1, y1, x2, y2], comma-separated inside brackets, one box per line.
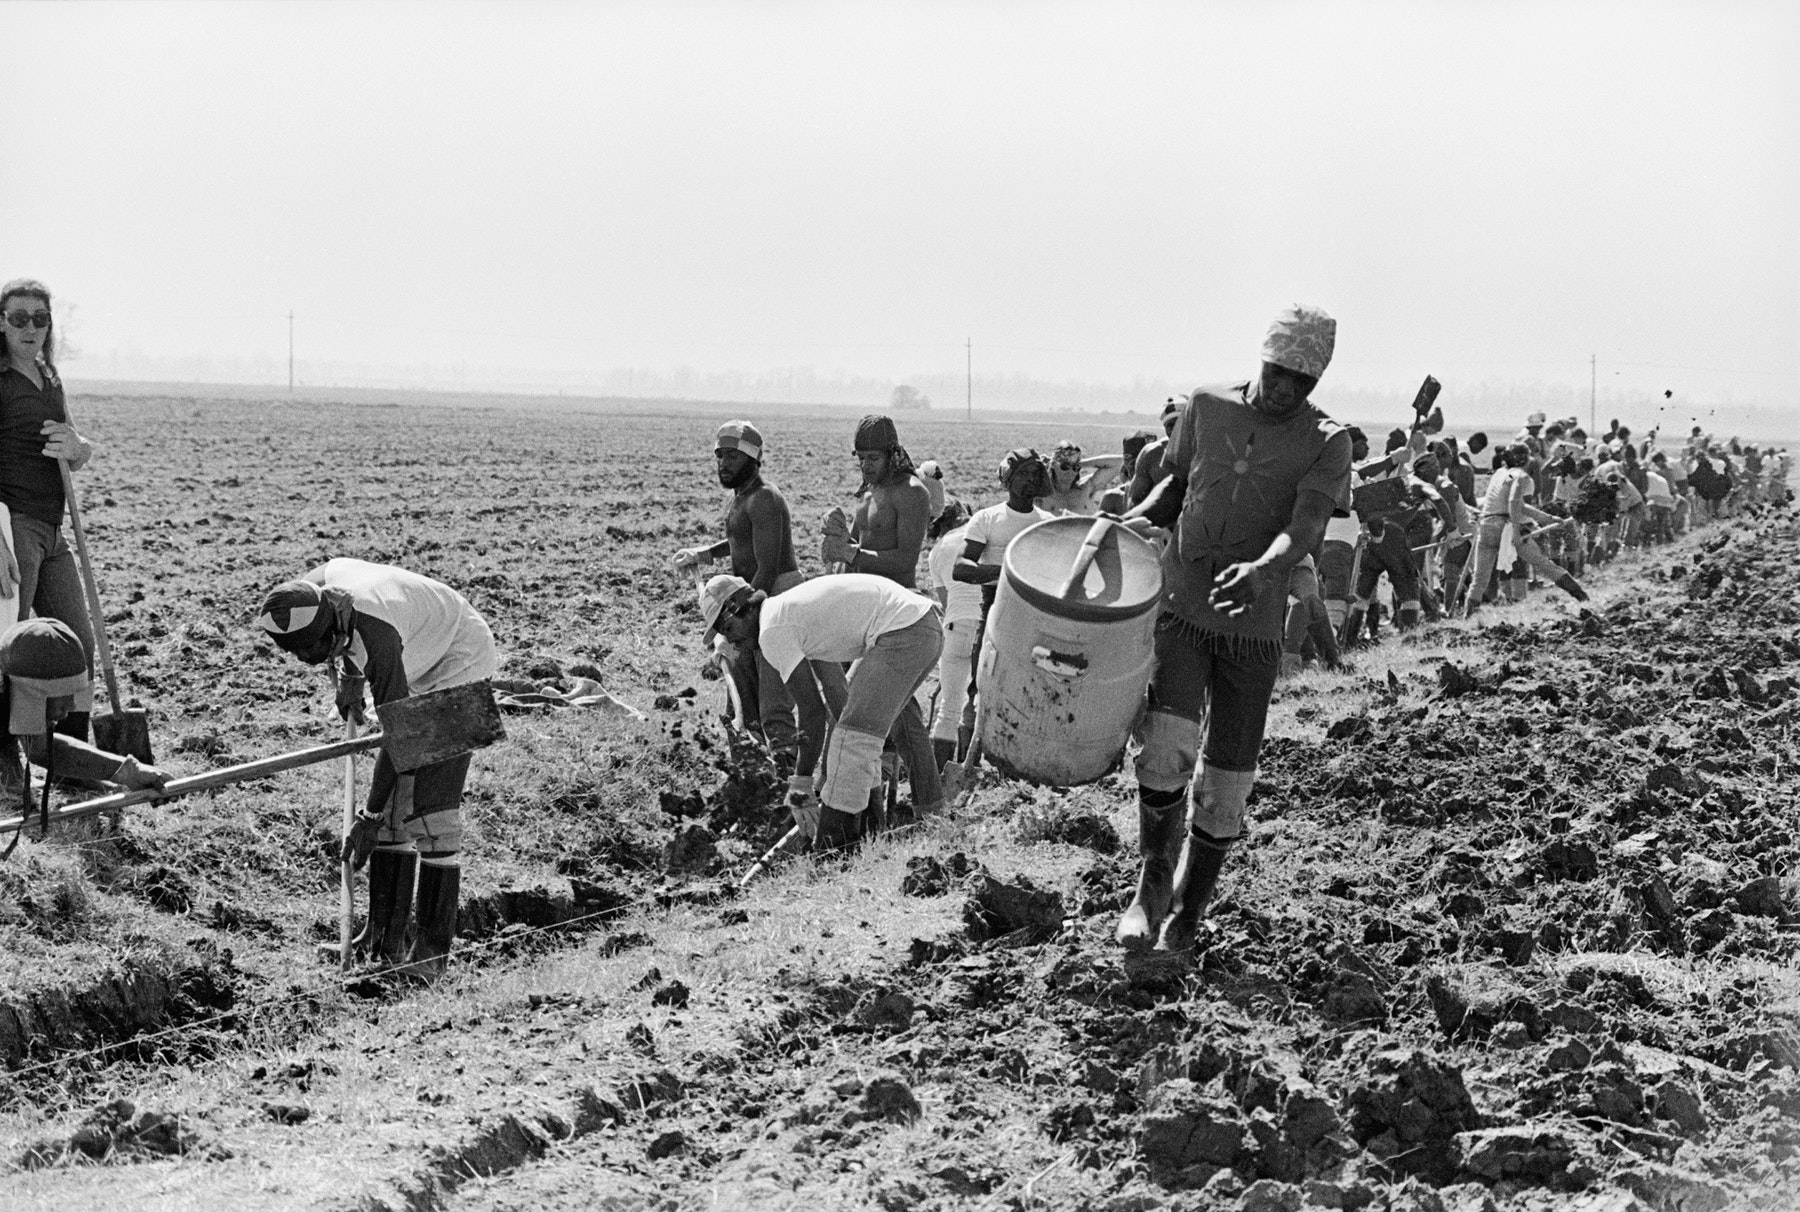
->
[0, 391, 1795, 1211]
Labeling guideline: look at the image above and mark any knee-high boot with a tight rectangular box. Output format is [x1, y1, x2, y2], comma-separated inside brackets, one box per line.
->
[400, 860, 459, 984]
[1340, 604, 1367, 648]
[1155, 829, 1234, 953]
[320, 847, 416, 968]
[1115, 787, 1185, 952]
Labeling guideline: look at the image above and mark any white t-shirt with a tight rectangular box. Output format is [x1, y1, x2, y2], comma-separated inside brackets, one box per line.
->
[1324, 509, 1361, 546]
[927, 527, 984, 627]
[963, 502, 1053, 566]
[308, 558, 498, 696]
[1644, 469, 1676, 507]
[757, 574, 937, 681]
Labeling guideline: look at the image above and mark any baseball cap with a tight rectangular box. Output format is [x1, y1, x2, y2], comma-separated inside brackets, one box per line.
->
[716, 420, 763, 460]
[700, 574, 753, 646]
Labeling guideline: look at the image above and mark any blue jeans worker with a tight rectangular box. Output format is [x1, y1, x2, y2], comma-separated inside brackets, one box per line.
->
[257, 559, 497, 983]
[1115, 304, 1353, 957]
[700, 571, 943, 849]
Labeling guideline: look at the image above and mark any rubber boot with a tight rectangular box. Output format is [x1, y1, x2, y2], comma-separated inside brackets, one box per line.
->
[1115, 790, 1185, 952]
[932, 737, 956, 774]
[1154, 830, 1234, 954]
[1366, 603, 1382, 644]
[320, 847, 416, 969]
[1278, 653, 1303, 680]
[1340, 605, 1367, 648]
[55, 710, 90, 743]
[397, 860, 459, 985]
[1397, 601, 1421, 631]
[816, 805, 861, 851]
[1555, 573, 1590, 602]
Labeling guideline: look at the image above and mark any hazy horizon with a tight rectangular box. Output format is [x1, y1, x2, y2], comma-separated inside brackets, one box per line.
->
[7, 1, 1797, 430]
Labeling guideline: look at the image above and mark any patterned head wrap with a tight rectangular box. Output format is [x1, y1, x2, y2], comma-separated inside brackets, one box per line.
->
[915, 461, 946, 517]
[853, 415, 914, 476]
[1050, 440, 1082, 471]
[1259, 304, 1336, 381]
[715, 420, 763, 461]
[256, 580, 354, 655]
[997, 448, 1044, 489]
[0, 619, 89, 736]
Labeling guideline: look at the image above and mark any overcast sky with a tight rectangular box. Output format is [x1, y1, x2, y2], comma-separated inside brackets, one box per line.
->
[5, 1, 1796, 415]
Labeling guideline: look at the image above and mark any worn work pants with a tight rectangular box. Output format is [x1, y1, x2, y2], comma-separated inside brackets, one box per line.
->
[1133, 615, 1279, 838]
[1282, 561, 1338, 666]
[930, 617, 978, 743]
[368, 749, 472, 862]
[1465, 517, 1571, 614]
[820, 613, 945, 816]
[727, 571, 806, 758]
[1354, 523, 1420, 620]
[9, 514, 95, 711]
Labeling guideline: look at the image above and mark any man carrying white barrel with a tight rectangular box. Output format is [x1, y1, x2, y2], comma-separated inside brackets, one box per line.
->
[1115, 304, 1353, 957]
[698, 571, 943, 849]
[256, 559, 497, 983]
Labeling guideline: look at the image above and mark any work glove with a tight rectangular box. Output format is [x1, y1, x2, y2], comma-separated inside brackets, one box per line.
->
[335, 672, 368, 724]
[343, 809, 383, 870]
[786, 774, 820, 839]
[671, 546, 713, 570]
[40, 420, 92, 469]
[111, 755, 170, 791]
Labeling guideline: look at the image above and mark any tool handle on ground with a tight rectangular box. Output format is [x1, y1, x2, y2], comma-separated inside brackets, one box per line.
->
[0, 733, 385, 835]
[55, 459, 125, 719]
[741, 824, 804, 885]
[340, 719, 358, 972]
[1058, 518, 1114, 599]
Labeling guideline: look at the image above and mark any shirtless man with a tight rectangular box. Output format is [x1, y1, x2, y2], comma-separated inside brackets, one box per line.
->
[826, 415, 932, 588]
[673, 420, 804, 765]
[821, 414, 941, 818]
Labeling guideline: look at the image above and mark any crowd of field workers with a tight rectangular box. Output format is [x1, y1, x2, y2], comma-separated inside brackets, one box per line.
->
[0, 278, 1790, 979]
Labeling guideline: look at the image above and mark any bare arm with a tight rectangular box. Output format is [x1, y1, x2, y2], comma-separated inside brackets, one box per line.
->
[1124, 472, 1185, 530]
[745, 490, 791, 594]
[784, 664, 831, 776]
[953, 536, 998, 585]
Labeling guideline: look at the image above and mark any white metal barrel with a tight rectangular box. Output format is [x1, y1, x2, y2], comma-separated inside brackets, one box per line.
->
[974, 517, 1162, 786]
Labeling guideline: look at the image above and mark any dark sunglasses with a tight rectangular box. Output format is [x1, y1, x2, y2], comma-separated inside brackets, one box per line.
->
[4, 310, 51, 330]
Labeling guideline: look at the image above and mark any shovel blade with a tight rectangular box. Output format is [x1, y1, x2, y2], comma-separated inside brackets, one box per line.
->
[93, 708, 155, 764]
[375, 680, 506, 773]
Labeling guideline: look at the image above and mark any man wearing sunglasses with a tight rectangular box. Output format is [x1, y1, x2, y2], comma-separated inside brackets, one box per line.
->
[256, 559, 497, 984]
[699, 570, 942, 848]
[0, 279, 100, 744]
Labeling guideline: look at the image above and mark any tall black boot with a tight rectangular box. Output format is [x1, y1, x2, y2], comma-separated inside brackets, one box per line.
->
[1340, 605, 1367, 648]
[816, 805, 862, 851]
[1116, 787, 1186, 952]
[932, 738, 956, 772]
[320, 847, 416, 969]
[1154, 830, 1234, 953]
[1555, 573, 1590, 602]
[55, 710, 90, 743]
[399, 861, 459, 985]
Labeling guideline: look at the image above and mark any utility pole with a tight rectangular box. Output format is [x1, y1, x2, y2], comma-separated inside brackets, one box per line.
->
[966, 338, 972, 421]
[1589, 353, 1596, 435]
[288, 310, 295, 393]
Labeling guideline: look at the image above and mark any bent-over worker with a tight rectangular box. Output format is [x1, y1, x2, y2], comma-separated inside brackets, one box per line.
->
[699, 572, 943, 848]
[256, 559, 497, 983]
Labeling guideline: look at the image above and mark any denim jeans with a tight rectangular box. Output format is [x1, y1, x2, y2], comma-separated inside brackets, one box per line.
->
[9, 514, 95, 711]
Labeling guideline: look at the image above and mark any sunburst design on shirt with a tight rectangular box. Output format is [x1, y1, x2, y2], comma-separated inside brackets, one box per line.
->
[1190, 430, 1285, 543]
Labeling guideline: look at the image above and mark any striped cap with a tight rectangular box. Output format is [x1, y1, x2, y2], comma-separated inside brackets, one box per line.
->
[255, 580, 334, 649]
[716, 420, 763, 460]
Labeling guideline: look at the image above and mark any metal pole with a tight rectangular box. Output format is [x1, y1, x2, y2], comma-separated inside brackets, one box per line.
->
[1589, 353, 1595, 435]
[966, 338, 972, 421]
[288, 310, 295, 393]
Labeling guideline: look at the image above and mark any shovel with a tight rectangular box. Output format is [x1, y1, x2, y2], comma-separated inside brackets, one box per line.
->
[0, 679, 507, 837]
[338, 717, 359, 971]
[54, 404, 153, 762]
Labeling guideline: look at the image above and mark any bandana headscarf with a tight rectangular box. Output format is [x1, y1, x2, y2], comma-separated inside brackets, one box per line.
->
[853, 414, 914, 476]
[256, 580, 354, 654]
[997, 447, 1044, 488]
[1259, 304, 1336, 381]
[715, 420, 763, 461]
